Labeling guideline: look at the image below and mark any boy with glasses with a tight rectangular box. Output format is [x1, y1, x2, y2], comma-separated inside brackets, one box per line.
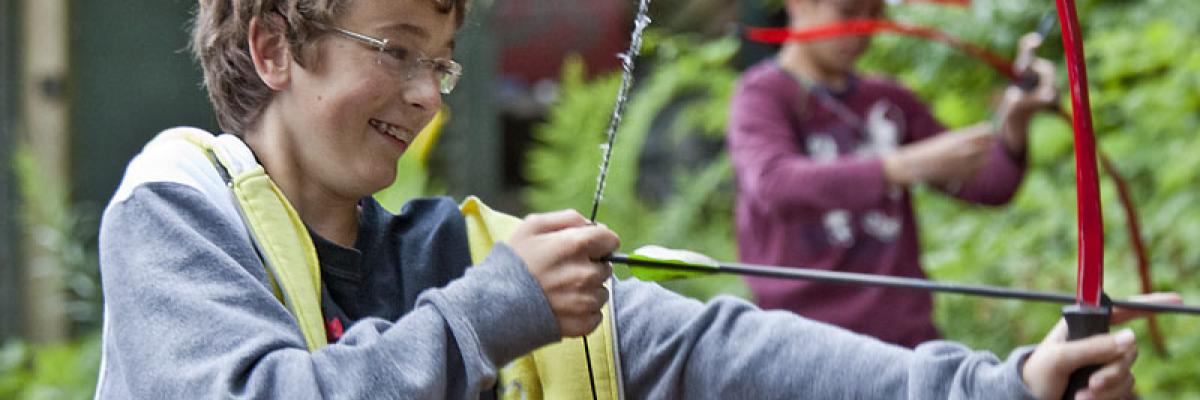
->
[97, 0, 1151, 398]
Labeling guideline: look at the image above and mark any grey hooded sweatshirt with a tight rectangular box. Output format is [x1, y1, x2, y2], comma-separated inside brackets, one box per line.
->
[96, 129, 1039, 399]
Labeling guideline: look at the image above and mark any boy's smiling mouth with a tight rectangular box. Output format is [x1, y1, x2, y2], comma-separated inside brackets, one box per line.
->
[369, 118, 415, 150]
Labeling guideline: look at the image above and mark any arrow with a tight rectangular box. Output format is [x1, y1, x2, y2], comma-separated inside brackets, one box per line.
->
[604, 253, 1200, 315]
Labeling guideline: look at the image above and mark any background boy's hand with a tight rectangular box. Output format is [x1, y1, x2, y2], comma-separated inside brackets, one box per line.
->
[998, 32, 1059, 154]
[506, 210, 619, 337]
[1020, 293, 1182, 400]
[882, 123, 994, 187]
[1005, 32, 1059, 119]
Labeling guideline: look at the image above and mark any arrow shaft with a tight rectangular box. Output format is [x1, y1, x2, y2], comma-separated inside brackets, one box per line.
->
[604, 253, 1200, 315]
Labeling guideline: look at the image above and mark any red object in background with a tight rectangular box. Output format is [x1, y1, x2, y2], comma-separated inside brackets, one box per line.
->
[747, 20, 1019, 81]
[496, 0, 628, 84]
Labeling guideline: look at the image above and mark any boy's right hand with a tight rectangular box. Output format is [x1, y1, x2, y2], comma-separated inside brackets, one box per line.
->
[506, 210, 620, 337]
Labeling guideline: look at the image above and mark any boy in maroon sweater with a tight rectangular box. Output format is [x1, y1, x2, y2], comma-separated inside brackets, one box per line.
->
[727, 0, 1058, 347]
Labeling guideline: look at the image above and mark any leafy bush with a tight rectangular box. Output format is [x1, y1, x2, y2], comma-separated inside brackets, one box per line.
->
[14, 146, 102, 329]
[7, 145, 104, 398]
[0, 334, 101, 400]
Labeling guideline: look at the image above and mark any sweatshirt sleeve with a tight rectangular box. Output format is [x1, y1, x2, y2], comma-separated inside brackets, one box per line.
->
[727, 73, 891, 214]
[96, 182, 559, 399]
[614, 278, 1038, 400]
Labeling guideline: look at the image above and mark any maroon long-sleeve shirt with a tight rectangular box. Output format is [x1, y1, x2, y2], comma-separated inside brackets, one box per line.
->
[727, 61, 1026, 347]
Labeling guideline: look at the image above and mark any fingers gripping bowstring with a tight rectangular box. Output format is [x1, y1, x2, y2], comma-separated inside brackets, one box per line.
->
[584, 1, 652, 399]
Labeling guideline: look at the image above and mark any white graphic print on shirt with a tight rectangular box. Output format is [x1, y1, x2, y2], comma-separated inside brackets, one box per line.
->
[808, 100, 906, 246]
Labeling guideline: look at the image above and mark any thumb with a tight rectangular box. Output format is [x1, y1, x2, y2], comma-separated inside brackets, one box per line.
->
[1049, 328, 1136, 374]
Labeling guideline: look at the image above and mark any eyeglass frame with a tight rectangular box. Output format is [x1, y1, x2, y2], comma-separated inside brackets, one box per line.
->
[330, 27, 463, 95]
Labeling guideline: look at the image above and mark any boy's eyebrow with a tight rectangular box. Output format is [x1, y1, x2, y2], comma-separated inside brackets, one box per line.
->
[381, 22, 455, 52]
[389, 23, 429, 39]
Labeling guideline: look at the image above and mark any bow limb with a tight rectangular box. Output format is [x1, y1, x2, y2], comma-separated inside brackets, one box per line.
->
[583, 0, 654, 398]
[1053, 0, 1121, 398]
[1056, 0, 1104, 308]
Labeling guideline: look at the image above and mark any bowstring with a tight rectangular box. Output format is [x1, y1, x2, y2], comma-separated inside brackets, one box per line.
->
[583, 1, 653, 399]
[589, 0, 652, 223]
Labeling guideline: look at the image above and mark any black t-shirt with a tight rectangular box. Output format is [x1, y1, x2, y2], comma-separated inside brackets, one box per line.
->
[308, 197, 473, 342]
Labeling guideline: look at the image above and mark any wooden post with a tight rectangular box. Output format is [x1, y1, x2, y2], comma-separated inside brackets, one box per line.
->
[20, 0, 71, 343]
[0, 0, 21, 340]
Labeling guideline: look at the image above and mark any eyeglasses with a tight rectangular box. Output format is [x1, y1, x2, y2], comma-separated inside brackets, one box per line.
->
[331, 28, 462, 94]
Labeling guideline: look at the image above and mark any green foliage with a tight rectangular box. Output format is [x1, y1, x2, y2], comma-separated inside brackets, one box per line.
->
[532, 0, 1200, 396]
[0, 334, 101, 400]
[8, 144, 104, 397]
[13, 145, 102, 329]
[524, 33, 749, 300]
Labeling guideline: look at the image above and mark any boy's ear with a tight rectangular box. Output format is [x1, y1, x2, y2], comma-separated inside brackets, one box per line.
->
[248, 15, 291, 91]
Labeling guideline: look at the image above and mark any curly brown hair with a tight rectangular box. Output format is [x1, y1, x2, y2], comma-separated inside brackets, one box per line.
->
[190, 0, 467, 134]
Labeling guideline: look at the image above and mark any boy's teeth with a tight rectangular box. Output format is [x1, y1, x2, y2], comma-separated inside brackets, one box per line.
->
[371, 119, 409, 142]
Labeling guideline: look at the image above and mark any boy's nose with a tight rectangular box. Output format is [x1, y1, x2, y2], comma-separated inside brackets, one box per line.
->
[404, 74, 443, 115]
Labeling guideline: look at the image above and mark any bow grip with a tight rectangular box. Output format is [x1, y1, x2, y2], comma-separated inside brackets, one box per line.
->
[1060, 297, 1113, 400]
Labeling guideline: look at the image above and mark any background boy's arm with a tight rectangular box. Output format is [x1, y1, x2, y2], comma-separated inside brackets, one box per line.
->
[883, 123, 1027, 205]
[886, 33, 1058, 205]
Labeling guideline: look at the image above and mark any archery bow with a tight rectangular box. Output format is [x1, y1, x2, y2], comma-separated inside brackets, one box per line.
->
[1053, 0, 1112, 397]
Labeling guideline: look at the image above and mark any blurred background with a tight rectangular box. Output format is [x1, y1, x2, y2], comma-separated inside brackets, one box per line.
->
[2, 0, 1198, 397]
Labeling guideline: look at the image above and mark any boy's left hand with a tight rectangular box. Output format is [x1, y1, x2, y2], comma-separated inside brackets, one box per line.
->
[1022, 326, 1136, 400]
[1020, 293, 1182, 400]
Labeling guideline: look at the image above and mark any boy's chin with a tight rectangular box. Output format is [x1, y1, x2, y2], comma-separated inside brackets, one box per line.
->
[354, 168, 400, 197]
